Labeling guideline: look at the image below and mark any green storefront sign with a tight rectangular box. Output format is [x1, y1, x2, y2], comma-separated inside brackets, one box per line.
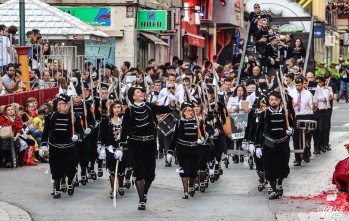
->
[137, 10, 167, 31]
[59, 8, 111, 26]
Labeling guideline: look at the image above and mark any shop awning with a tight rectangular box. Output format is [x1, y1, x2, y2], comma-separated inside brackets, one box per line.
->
[140, 32, 169, 46]
[186, 33, 205, 48]
[0, 0, 109, 39]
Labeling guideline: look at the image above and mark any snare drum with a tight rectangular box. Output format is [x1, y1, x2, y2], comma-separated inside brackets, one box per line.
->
[297, 120, 317, 132]
[158, 113, 177, 136]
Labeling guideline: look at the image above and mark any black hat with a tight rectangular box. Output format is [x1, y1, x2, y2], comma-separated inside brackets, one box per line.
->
[101, 82, 109, 90]
[181, 101, 194, 111]
[92, 72, 98, 81]
[0, 24, 6, 31]
[83, 82, 90, 90]
[268, 91, 281, 99]
[58, 94, 70, 103]
[193, 98, 202, 105]
[269, 35, 277, 42]
[75, 86, 82, 95]
[127, 86, 146, 104]
[121, 98, 128, 105]
[108, 92, 116, 100]
[254, 3, 260, 7]
[207, 86, 215, 94]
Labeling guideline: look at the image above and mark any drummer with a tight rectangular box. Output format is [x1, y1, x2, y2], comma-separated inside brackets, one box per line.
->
[289, 77, 314, 166]
[157, 82, 179, 166]
[226, 85, 250, 114]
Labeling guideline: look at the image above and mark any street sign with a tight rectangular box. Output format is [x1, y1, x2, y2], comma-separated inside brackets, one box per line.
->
[314, 26, 325, 38]
[137, 10, 167, 31]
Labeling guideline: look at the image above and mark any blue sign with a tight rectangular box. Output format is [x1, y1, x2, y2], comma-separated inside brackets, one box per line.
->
[314, 26, 325, 38]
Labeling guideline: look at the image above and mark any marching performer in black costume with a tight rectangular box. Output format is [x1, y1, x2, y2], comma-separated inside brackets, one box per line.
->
[99, 100, 126, 198]
[255, 92, 294, 200]
[206, 83, 228, 179]
[243, 96, 268, 192]
[119, 86, 177, 210]
[72, 85, 95, 185]
[41, 94, 84, 198]
[167, 101, 205, 199]
[194, 99, 212, 192]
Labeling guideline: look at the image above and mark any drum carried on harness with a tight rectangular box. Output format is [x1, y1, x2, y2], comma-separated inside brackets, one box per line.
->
[297, 120, 317, 132]
[158, 113, 178, 136]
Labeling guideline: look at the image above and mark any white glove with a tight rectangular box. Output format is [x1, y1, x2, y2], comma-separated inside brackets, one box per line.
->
[72, 135, 79, 142]
[249, 143, 255, 154]
[256, 148, 263, 158]
[114, 150, 123, 160]
[286, 127, 294, 136]
[214, 129, 220, 136]
[197, 138, 204, 145]
[107, 145, 114, 153]
[41, 146, 49, 152]
[209, 168, 215, 176]
[241, 141, 248, 150]
[98, 147, 106, 160]
[204, 132, 209, 141]
[168, 94, 177, 102]
[166, 153, 173, 162]
[39, 149, 44, 157]
[85, 128, 92, 135]
[97, 144, 102, 154]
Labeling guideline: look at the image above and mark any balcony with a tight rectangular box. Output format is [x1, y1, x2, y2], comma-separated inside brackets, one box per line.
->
[326, 10, 338, 27]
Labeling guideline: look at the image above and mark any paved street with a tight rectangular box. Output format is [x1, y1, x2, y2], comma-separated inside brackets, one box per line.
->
[1, 102, 349, 221]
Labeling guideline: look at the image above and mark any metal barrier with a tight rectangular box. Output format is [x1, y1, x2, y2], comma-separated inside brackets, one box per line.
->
[76, 55, 106, 79]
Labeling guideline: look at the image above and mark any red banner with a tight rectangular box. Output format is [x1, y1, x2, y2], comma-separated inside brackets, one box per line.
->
[0, 87, 59, 106]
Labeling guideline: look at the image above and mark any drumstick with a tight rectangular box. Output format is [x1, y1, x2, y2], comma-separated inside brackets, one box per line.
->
[113, 160, 119, 207]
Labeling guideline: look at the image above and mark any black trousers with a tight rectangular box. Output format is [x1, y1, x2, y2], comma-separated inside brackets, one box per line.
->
[128, 139, 156, 182]
[75, 136, 91, 174]
[263, 142, 290, 181]
[324, 109, 332, 146]
[157, 130, 173, 155]
[313, 109, 327, 149]
[88, 129, 99, 170]
[49, 148, 76, 180]
[199, 144, 210, 171]
[213, 133, 226, 163]
[293, 114, 313, 161]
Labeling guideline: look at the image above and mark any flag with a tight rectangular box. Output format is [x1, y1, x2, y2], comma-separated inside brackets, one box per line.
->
[67, 81, 77, 96]
[235, 29, 241, 54]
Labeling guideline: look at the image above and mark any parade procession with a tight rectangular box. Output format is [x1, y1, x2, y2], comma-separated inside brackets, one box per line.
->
[1, 0, 349, 220]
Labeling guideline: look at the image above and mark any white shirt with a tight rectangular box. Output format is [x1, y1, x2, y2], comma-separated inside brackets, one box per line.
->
[227, 96, 249, 114]
[314, 86, 330, 110]
[289, 88, 313, 115]
[0, 36, 11, 66]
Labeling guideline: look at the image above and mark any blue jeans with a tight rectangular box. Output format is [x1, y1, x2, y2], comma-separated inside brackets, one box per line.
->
[31, 130, 43, 145]
[338, 80, 349, 102]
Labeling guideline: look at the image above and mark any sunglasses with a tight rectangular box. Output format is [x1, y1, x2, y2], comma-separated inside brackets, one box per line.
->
[254, 6, 260, 9]
[168, 87, 175, 90]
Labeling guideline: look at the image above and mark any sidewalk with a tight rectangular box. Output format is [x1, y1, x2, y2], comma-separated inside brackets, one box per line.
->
[0, 201, 31, 221]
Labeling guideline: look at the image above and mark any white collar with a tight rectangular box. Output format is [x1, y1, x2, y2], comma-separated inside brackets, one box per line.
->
[134, 102, 145, 106]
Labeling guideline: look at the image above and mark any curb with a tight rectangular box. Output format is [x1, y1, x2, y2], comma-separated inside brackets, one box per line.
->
[0, 201, 32, 221]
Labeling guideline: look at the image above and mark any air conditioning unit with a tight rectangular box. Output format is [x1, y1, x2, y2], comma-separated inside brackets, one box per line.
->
[167, 10, 175, 31]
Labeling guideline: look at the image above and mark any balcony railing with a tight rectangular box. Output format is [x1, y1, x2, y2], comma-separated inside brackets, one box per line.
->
[326, 11, 338, 27]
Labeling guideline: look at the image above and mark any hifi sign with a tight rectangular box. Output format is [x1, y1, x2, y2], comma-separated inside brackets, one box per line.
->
[137, 10, 167, 31]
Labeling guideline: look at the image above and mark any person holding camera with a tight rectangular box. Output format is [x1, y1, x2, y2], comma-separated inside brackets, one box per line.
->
[337, 62, 349, 103]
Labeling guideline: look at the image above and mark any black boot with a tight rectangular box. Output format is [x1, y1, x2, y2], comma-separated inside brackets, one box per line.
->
[313, 147, 321, 155]
[293, 160, 301, 166]
[239, 155, 244, 163]
[326, 144, 332, 151]
[165, 160, 172, 167]
[233, 155, 239, 164]
[321, 146, 327, 153]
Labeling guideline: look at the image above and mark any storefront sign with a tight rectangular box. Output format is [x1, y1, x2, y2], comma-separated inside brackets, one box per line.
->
[59, 8, 111, 26]
[137, 10, 167, 31]
[187, 35, 205, 48]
